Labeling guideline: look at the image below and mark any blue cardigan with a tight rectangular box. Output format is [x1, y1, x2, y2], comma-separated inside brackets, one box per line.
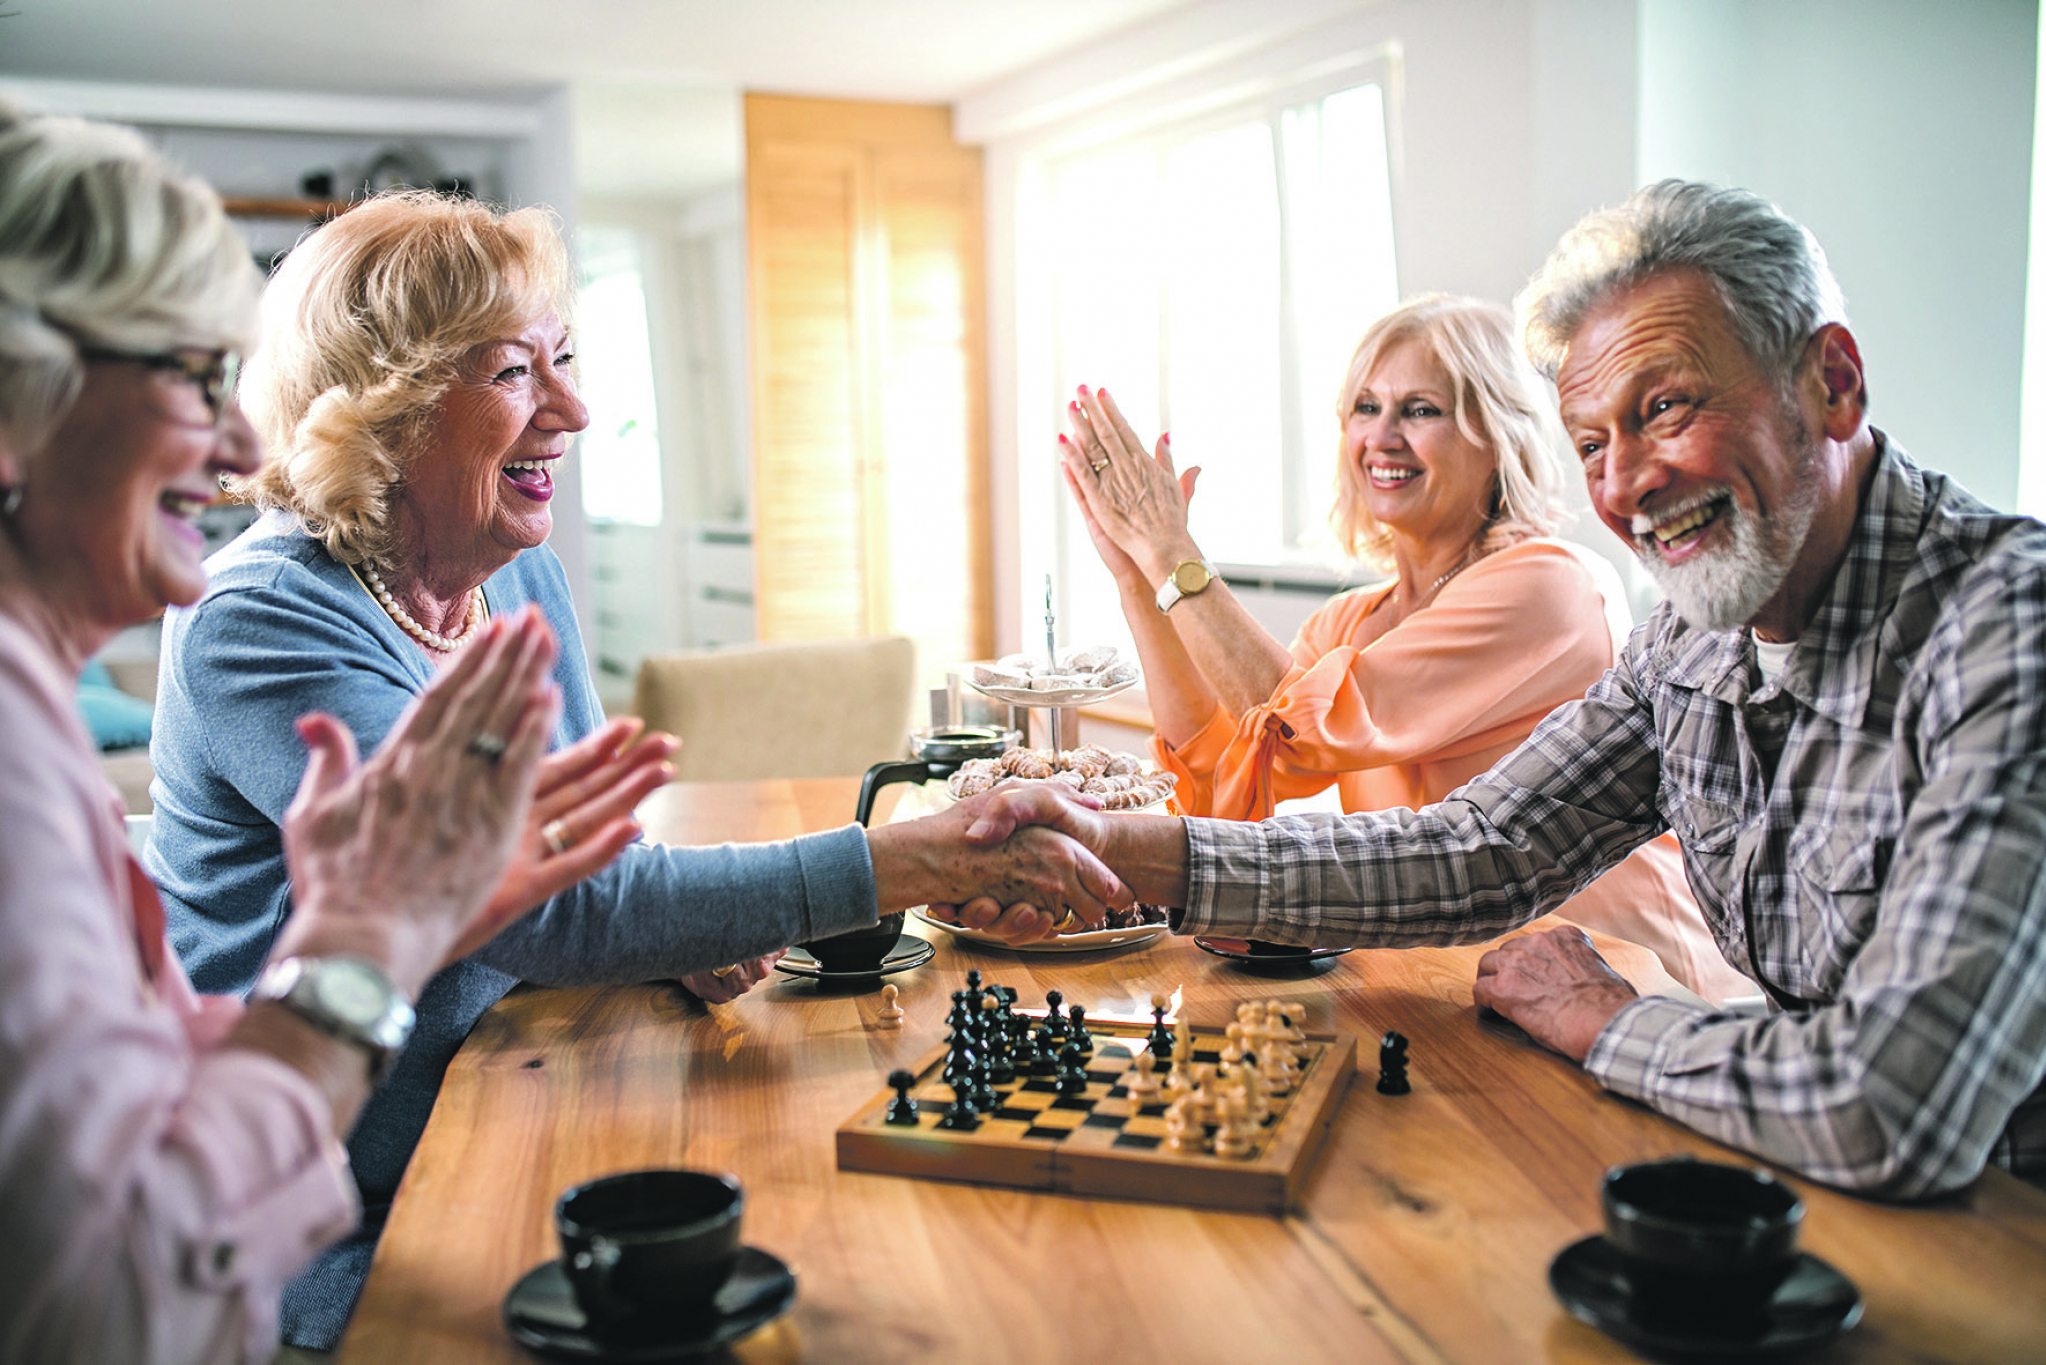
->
[150, 512, 877, 1347]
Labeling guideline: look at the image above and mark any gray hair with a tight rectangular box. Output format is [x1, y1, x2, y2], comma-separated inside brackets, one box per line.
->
[1516, 179, 1848, 388]
[0, 99, 260, 459]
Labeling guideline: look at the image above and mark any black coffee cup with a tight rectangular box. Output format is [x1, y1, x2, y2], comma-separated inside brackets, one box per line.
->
[799, 910, 906, 974]
[1602, 1158, 1803, 1320]
[557, 1169, 744, 1329]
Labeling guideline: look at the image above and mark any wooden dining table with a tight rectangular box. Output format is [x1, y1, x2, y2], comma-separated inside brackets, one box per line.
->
[337, 777, 2046, 1364]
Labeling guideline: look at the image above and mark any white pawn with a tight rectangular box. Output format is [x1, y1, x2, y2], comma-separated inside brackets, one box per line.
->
[1258, 1038, 1299, 1094]
[1163, 1097, 1203, 1154]
[1213, 1092, 1255, 1160]
[1126, 1047, 1163, 1100]
[877, 983, 904, 1027]
[1268, 1000, 1308, 1056]
[1228, 1058, 1271, 1125]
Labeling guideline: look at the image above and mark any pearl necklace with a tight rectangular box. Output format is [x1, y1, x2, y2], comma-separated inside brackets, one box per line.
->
[360, 562, 483, 652]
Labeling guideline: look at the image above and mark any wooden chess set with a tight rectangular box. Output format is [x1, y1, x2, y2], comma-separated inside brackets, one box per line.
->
[837, 979, 1356, 1214]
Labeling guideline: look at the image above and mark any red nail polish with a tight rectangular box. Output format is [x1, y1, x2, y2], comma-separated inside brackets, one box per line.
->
[1078, 384, 1091, 396]
[1058, 433, 1069, 444]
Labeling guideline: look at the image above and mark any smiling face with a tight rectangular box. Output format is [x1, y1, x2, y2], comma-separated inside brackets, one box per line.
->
[1342, 337, 1498, 556]
[1557, 271, 1828, 633]
[395, 313, 587, 585]
[11, 352, 261, 656]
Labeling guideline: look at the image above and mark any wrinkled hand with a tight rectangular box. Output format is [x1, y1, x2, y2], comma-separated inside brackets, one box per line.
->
[483, 717, 676, 923]
[923, 782, 1126, 942]
[276, 609, 559, 995]
[871, 781, 1130, 942]
[1471, 928, 1640, 1061]
[1061, 384, 1202, 579]
[681, 953, 784, 1003]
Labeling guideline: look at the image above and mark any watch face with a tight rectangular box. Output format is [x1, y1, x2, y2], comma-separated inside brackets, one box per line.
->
[313, 960, 391, 1026]
[1174, 561, 1211, 592]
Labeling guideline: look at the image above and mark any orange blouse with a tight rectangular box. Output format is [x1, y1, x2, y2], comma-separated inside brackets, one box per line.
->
[1153, 539, 1752, 1001]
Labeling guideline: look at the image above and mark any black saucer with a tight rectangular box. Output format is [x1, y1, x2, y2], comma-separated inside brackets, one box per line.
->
[772, 937, 935, 981]
[1550, 1235, 1861, 1359]
[1193, 936, 1352, 972]
[503, 1244, 796, 1361]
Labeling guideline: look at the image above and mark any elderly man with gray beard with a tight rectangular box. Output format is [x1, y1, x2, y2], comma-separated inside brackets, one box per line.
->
[942, 179, 2046, 1199]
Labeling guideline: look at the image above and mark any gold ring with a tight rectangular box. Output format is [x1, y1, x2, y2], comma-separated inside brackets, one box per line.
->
[542, 819, 573, 856]
[1055, 906, 1082, 932]
[1090, 458, 1110, 473]
[711, 964, 739, 978]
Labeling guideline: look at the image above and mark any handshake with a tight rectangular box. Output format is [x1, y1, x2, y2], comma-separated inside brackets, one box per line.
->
[869, 781, 1187, 945]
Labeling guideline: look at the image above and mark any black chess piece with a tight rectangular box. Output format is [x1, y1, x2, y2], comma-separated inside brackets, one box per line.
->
[1044, 988, 1067, 1041]
[969, 1043, 999, 1113]
[1147, 999, 1173, 1060]
[1067, 1003, 1093, 1055]
[985, 1009, 1017, 1085]
[885, 1069, 920, 1125]
[944, 1040, 978, 1097]
[1055, 1042, 1089, 1096]
[965, 968, 983, 995]
[1377, 1030, 1411, 1096]
[936, 1082, 980, 1131]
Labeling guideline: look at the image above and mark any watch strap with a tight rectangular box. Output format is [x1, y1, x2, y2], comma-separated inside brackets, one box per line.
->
[1155, 558, 1220, 614]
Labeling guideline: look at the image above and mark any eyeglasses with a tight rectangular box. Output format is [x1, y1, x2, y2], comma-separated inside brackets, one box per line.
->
[78, 346, 243, 426]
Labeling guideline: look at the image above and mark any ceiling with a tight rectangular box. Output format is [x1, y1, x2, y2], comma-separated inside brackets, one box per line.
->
[0, 0, 1195, 199]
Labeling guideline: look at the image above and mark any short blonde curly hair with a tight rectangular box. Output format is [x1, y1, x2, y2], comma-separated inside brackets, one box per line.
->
[232, 189, 574, 566]
[1328, 294, 1570, 569]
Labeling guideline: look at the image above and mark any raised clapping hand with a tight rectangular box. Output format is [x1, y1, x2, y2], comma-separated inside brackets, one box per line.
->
[1471, 927, 1642, 1061]
[272, 607, 561, 997]
[484, 715, 677, 922]
[1059, 384, 1202, 582]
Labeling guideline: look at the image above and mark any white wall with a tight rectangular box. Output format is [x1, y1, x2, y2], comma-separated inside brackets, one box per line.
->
[1639, 0, 2038, 510]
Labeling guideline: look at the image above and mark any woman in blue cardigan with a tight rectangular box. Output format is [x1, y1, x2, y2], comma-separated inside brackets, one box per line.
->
[148, 190, 1123, 1352]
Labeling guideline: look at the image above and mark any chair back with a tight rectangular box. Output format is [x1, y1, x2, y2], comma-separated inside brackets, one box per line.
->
[124, 813, 153, 861]
[631, 637, 919, 782]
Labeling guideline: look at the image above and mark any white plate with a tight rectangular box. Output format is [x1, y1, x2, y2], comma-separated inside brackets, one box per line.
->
[962, 661, 1140, 709]
[910, 906, 1170, 953]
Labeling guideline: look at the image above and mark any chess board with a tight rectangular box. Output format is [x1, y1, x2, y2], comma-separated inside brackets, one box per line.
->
[836, 1017, 1355, 1214]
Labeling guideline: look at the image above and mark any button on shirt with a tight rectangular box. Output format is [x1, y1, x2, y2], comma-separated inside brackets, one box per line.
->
[1179, 436, 2046, 1198]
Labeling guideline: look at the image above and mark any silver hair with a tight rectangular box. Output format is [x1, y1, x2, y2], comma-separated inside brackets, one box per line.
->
[0, 99, 260, 459]
[1516, 179, 1849, 387]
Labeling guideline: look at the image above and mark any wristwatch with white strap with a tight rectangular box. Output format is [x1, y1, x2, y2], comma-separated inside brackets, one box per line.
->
[1155, 557, 1221, 614]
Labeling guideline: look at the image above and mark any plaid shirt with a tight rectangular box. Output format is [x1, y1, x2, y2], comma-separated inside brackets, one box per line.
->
[1182, 436, 2046, 1197]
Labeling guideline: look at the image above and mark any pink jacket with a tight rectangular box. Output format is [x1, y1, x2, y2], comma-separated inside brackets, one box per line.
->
[0, 609, 355, 1365]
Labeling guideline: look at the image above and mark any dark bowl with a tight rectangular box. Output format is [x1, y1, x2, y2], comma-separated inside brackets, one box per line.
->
[1602, 1159, 1803, 1273]
[799, 911, 906, 974]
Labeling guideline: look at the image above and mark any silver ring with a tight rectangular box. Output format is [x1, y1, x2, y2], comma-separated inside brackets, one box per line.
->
[542, 819, 573, 856]
[1090, 458, 1109, 473]
[465, 731, 508, 763]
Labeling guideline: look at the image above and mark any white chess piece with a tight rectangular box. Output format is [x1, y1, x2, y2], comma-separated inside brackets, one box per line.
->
[1163, 1097, 1203, 1154]
[1126, 1048, 1163, 1100]
[1213, 1092, 1255, 1159]
[877, 983, 904, 1026]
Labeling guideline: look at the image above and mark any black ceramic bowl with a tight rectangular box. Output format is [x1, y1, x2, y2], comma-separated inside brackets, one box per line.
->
[1602, 1159, 1803, 1311]
[799, 910, 907, 974]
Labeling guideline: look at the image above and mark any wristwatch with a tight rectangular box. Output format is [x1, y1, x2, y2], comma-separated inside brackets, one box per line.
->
[252, 955, 416, 1082]
[1155, 558, 1221, 614]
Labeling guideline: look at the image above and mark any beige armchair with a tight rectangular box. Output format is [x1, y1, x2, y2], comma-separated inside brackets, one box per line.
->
[629, 637, 919, 783]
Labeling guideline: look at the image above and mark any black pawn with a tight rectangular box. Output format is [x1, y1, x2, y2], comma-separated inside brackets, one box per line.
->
[885, 1069, 920, 1125]
[1055, 1042, 1089, 1096]
[1044, 988, 1067, 1041]
[1377, 1030, 1411, 1096]
[1147, 1000, 1173, 1060]
[1067, 1003, 1093, 1055]
[937, 1082, 980, 1131]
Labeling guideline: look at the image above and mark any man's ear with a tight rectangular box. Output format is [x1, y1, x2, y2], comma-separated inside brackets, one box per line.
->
[1808, 323, 1868, 442]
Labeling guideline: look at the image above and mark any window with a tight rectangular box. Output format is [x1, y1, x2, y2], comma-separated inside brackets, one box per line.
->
[575, 224, 664, 528]
[1029, 70, 1399, 657]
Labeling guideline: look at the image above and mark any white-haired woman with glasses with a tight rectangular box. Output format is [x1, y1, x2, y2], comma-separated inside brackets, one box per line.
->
[1058, 295, 1750, 1000]
[0, 103, 587, 1363]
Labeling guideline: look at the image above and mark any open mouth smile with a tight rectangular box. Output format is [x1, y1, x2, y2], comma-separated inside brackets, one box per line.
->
[1632, 491, 1730, 554]
[1367, 463, 1420, 488]
[502, 458, 557, 502]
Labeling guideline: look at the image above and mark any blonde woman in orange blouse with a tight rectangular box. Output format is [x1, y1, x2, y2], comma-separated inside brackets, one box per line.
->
[1061, 295, 1750, 1001]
